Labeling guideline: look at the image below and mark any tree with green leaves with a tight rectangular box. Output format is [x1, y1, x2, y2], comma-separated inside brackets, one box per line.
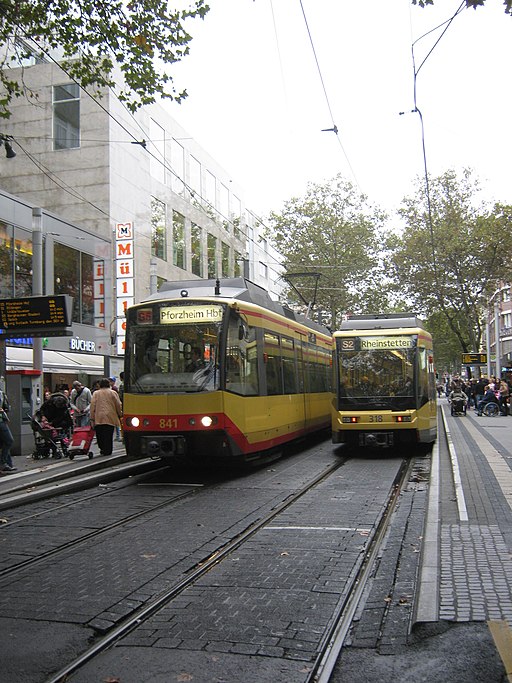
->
[0, 0, 209, 119]
[413, 0, 512, 11]
[265, 175, 389, 328]
[387, 168, 512, 354]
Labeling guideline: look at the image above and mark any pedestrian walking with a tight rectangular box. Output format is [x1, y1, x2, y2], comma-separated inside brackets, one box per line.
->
[109, 377, 122, 441]
[90, 378, 123, 456]
[69, 380, 92, 426]
[0, 387, 15, 473]
[499, 379, 509, 416]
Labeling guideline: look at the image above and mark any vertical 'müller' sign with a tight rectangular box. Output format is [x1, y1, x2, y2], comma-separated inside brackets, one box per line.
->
[115, 222, 134, 355]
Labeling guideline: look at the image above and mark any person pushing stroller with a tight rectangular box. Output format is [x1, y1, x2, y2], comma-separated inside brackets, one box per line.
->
[32, 391, 73, 458]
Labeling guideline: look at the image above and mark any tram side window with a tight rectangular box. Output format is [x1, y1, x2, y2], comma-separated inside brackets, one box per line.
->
[226, 314, 259, 395]
[264, 331, 283, 395]
[282, 336, 298, 394]
[417, 347, 429, 406]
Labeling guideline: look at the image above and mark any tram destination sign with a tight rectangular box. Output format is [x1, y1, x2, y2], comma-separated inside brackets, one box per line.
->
[0, 295, 73, 338]
[461, 353, 487, 365]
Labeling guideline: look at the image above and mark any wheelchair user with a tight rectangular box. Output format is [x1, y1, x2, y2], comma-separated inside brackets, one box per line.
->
[476, 385, 499, 416]
[448, 386, 468, 413]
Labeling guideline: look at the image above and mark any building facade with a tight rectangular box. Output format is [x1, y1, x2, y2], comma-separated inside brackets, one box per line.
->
[484, 283, 512, 377]
[0, 60, 284, 361]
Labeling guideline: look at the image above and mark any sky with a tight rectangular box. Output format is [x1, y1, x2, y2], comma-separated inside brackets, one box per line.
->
[167, 0, 512, 220]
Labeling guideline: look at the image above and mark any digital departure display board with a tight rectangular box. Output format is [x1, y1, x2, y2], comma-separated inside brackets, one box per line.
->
[0, 295, 73, 338]
[461, 353, 487, 365]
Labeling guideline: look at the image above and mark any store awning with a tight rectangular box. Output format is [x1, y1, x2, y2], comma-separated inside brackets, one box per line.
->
[6, 347, 106, 375]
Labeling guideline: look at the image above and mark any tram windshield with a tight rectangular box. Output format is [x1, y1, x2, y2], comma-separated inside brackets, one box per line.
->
[335, 335, 417, 410]
[125, 303, 224, 394]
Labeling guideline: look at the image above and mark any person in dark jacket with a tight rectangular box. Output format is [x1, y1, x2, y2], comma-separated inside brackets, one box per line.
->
[476, 386, 499, 416]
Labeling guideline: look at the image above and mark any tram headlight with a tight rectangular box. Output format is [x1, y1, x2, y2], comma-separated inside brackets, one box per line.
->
[200, 415, 218, 427]
[130, 416, 140, 428]
[396, 416, 412, 423]
[342, 416, 359, 423]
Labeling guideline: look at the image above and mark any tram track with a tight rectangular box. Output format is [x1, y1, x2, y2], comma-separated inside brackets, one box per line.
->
[43, 455, 413, 683]
[0, 482, 203, 578]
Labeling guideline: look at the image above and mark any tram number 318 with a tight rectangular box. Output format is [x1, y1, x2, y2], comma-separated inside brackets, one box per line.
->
[369, 415, 383, 423]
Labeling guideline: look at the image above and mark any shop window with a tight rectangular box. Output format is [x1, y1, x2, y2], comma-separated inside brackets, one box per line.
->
[0, 223, 35, 299]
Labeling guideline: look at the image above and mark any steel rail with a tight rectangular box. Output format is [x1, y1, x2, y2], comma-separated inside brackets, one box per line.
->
[309, 456, 414, 683]
[45, 458, 348, 683]
[0, 484, 201, 578]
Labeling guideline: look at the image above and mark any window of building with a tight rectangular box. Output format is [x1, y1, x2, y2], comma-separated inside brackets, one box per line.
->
[191, 223, 203, 277]
[259, 261, 268, 279]
[149, 118, 165, 184]
[234, 251, 243, 277]
[171, 139, 185, 195]
[219, 183, 229, 225]
[53, 84, 80, 150]
[207, 233, 217, 278]
[151, 198, 167, 261]
[54, 243, 94, 324]
[0, 223, 34, 298]
[172, 210, 185, 269]
[221, 241, 230, 277]
[230, 194, 241, 220]
[205, 170, 216, 208]
[190, 156, 201, 197]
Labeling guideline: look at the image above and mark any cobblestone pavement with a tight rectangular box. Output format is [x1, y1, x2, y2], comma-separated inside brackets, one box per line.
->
[332, 401, 512, 683]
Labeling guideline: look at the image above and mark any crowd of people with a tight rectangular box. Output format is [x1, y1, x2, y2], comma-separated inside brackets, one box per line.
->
[441, 374, 510, 417]
[0, 373, 124, 474]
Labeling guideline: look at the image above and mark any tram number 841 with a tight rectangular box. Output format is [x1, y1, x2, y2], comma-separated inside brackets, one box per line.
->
[160, 418, 178, 429]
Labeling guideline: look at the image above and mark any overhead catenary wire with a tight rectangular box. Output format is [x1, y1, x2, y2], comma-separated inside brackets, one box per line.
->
[3, 30, 288, 267]
[298, 0, 361, 191]
[404, 1, 466, 292]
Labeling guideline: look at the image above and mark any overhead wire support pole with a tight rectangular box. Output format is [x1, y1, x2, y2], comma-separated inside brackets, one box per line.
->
[400, 1, 466, 295]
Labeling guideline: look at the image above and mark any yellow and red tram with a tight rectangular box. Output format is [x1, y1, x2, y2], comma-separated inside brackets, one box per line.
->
[331, 314, 437, 449]
[123, 278, 332, 464]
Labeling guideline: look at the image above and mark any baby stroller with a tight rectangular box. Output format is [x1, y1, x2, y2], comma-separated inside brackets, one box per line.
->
[31, 392, 73, 459]
[30, 414, 70, 459]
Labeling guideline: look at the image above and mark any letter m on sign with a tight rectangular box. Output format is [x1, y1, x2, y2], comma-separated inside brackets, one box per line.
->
[116, 223, 133, 240]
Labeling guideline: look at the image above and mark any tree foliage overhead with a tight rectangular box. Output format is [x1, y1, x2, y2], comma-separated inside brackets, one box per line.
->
[0, 0, 209, 118]
[413, 0, 512, 12]
[387, 168, 512, 354]
[265, 175, 389, 328]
